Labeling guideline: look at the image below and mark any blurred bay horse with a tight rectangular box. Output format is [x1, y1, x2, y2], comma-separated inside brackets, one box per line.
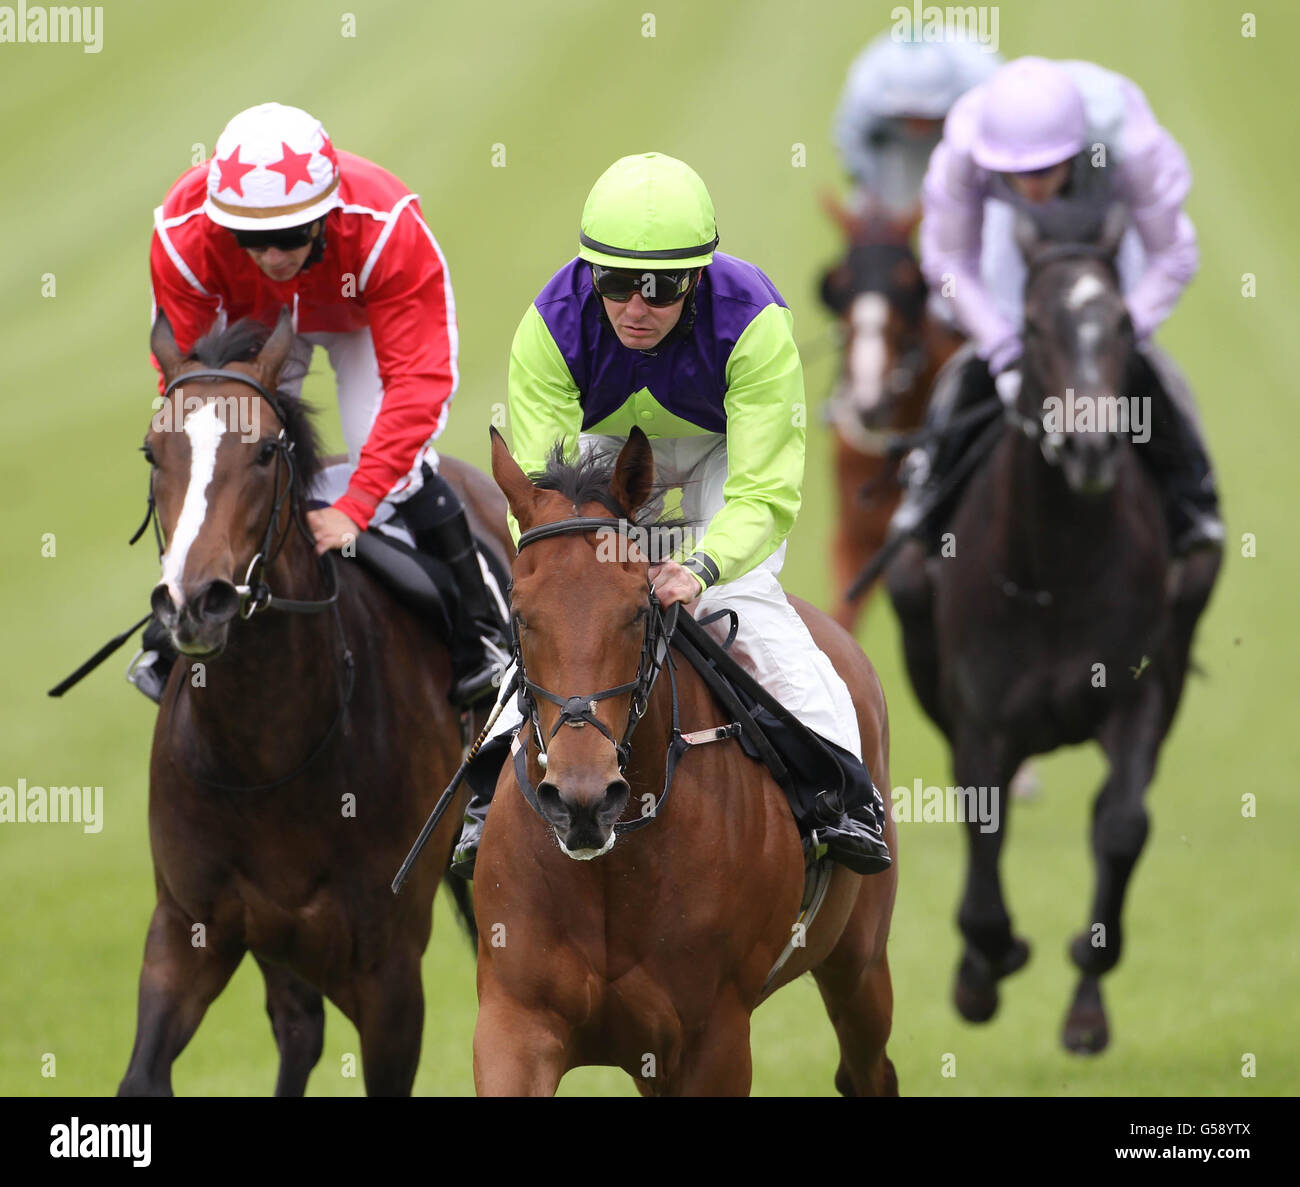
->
[886, 211, 1220, 1052]
[118, 312, 508, 1095]
[819, 196, 963, 632]
[471, 427, 899, 1096]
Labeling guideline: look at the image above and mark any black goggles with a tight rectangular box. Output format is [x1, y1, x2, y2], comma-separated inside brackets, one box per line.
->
[590, 265, 695, 306]
[232, 222, 318, 251]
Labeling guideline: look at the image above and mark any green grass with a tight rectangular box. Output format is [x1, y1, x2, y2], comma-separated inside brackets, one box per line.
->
[2, 0, 1297, 1096]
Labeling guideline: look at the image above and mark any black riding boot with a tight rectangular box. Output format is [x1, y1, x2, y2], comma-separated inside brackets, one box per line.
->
[891, 348, 999, 550]
[400, 467, 511, 708]
[126, 619, 177, 704]
[1127, 350, 1224, 555]
[449, 730, 513, 879]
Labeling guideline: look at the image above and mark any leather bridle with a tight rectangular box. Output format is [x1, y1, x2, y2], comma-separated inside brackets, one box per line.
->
[509, 516, 686, 836]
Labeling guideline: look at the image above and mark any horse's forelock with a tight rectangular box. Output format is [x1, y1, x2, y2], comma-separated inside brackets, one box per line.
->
[180, 319, 322, 495]
[529, 443, 690, 542]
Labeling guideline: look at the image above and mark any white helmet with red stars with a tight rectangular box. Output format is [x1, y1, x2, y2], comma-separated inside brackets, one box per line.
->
[204, 102, 342, 231]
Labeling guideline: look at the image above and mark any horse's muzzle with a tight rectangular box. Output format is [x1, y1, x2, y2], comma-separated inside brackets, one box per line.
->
[1059, 431, 1121, 496]
[151, 579, 241, 655]
[536, 773, 630, 860]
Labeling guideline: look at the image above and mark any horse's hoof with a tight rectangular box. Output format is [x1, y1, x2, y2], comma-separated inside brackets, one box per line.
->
[953, 937, 1031, 1023]
[954, 970, 999, 1022]
[1063, 1006, 1110, 1054]
[999, 936, 1031, 977]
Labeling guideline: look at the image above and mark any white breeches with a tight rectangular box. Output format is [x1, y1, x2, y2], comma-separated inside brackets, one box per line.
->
[279, 327, 439, 507]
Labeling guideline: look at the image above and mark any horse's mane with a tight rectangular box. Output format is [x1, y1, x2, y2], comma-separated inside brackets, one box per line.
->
[530, 442, 693, 561]
[186, 319, 323, 496]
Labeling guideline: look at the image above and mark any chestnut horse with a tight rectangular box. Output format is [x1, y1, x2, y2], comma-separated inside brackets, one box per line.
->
[471, 426, 899, 1096]
[819, 200, 963, 632]
[118, 312, 508, 1095]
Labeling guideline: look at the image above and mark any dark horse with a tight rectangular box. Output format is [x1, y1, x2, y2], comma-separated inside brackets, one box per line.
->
[886, 210, 1220, 1052]
[819, 196, 964, 632]
[118, 312, 508, 1095]
[471, 427, 899, 1095]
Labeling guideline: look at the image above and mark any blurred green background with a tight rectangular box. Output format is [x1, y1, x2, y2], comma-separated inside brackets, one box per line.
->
[2, 0, 1297, 1096]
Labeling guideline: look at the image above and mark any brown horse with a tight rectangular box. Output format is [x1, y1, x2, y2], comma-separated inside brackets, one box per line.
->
[819, 199, 963, 633]
[470, 427, 899, 1096]
[117, 312, 508, 1095]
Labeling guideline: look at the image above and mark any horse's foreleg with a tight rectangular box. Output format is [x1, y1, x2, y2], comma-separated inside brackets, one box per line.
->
[953, 731, 1028, 1024]
[352, 946, 425, 1096]
[255, 957, 325, 1096]
[668, 999, 753, 1097]
[832, 436, 893, 633]
[117, 897, 244, 1096]
[1064, 687, 1165, 1054]
[473, 993, 569, 1096]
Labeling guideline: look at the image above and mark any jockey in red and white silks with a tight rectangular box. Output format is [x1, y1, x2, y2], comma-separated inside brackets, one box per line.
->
[134, 102, 508, 708]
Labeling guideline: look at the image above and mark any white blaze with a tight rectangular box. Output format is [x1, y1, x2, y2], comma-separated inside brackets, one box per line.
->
[159, 401, 227, 606]
[1066, 273, 1107, 310]
[847, 293, 890, 413]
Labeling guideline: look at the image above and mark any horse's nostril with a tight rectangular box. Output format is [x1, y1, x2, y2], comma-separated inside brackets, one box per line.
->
[150, 584, 176, 625]
[196, 580, 240, 624]
[537, 781, 567, 823]
[603, 780, 630, 813]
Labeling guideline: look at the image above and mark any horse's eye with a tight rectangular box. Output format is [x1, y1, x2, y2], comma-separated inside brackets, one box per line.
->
[141, 442, 156, 466]
[256, 440, 278, 465]
[632, 606, 649, 626]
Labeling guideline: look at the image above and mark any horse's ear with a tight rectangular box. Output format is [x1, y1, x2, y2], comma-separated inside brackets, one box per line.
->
[489, 425, 541, 528]
[610, 426, 655, 519]
[819, 187, 867, 244]
[257, 307, 295, 389]
[1097, 203, 1129, 259]
[1013, 212, 1043, 262]
[889, 206, 922, 244]
[150, 309, 185, 386]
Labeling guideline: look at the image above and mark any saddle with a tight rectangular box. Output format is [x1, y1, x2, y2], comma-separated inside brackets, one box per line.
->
[352, 529, 457, 640]
[336, 519, 508, 646]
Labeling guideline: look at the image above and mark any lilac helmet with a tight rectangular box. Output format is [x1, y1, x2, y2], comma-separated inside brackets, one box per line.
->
[972, 57, 1087, 173]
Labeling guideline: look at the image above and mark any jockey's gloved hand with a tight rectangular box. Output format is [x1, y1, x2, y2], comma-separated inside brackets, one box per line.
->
[994, 366, 1022, 407]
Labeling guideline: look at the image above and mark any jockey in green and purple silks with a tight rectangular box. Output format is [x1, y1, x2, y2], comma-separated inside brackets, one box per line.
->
[450, 152, 891, 879]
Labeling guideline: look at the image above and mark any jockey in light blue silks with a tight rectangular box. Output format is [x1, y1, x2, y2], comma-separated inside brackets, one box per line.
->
[832, 31, 1002, 221]
[450, 153, 892, 879]
[891, 56, 1223, 555]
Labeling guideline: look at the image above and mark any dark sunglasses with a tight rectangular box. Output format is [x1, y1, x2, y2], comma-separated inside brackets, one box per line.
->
[590, 265, 695, 306]
[232, 222, 318, 251]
